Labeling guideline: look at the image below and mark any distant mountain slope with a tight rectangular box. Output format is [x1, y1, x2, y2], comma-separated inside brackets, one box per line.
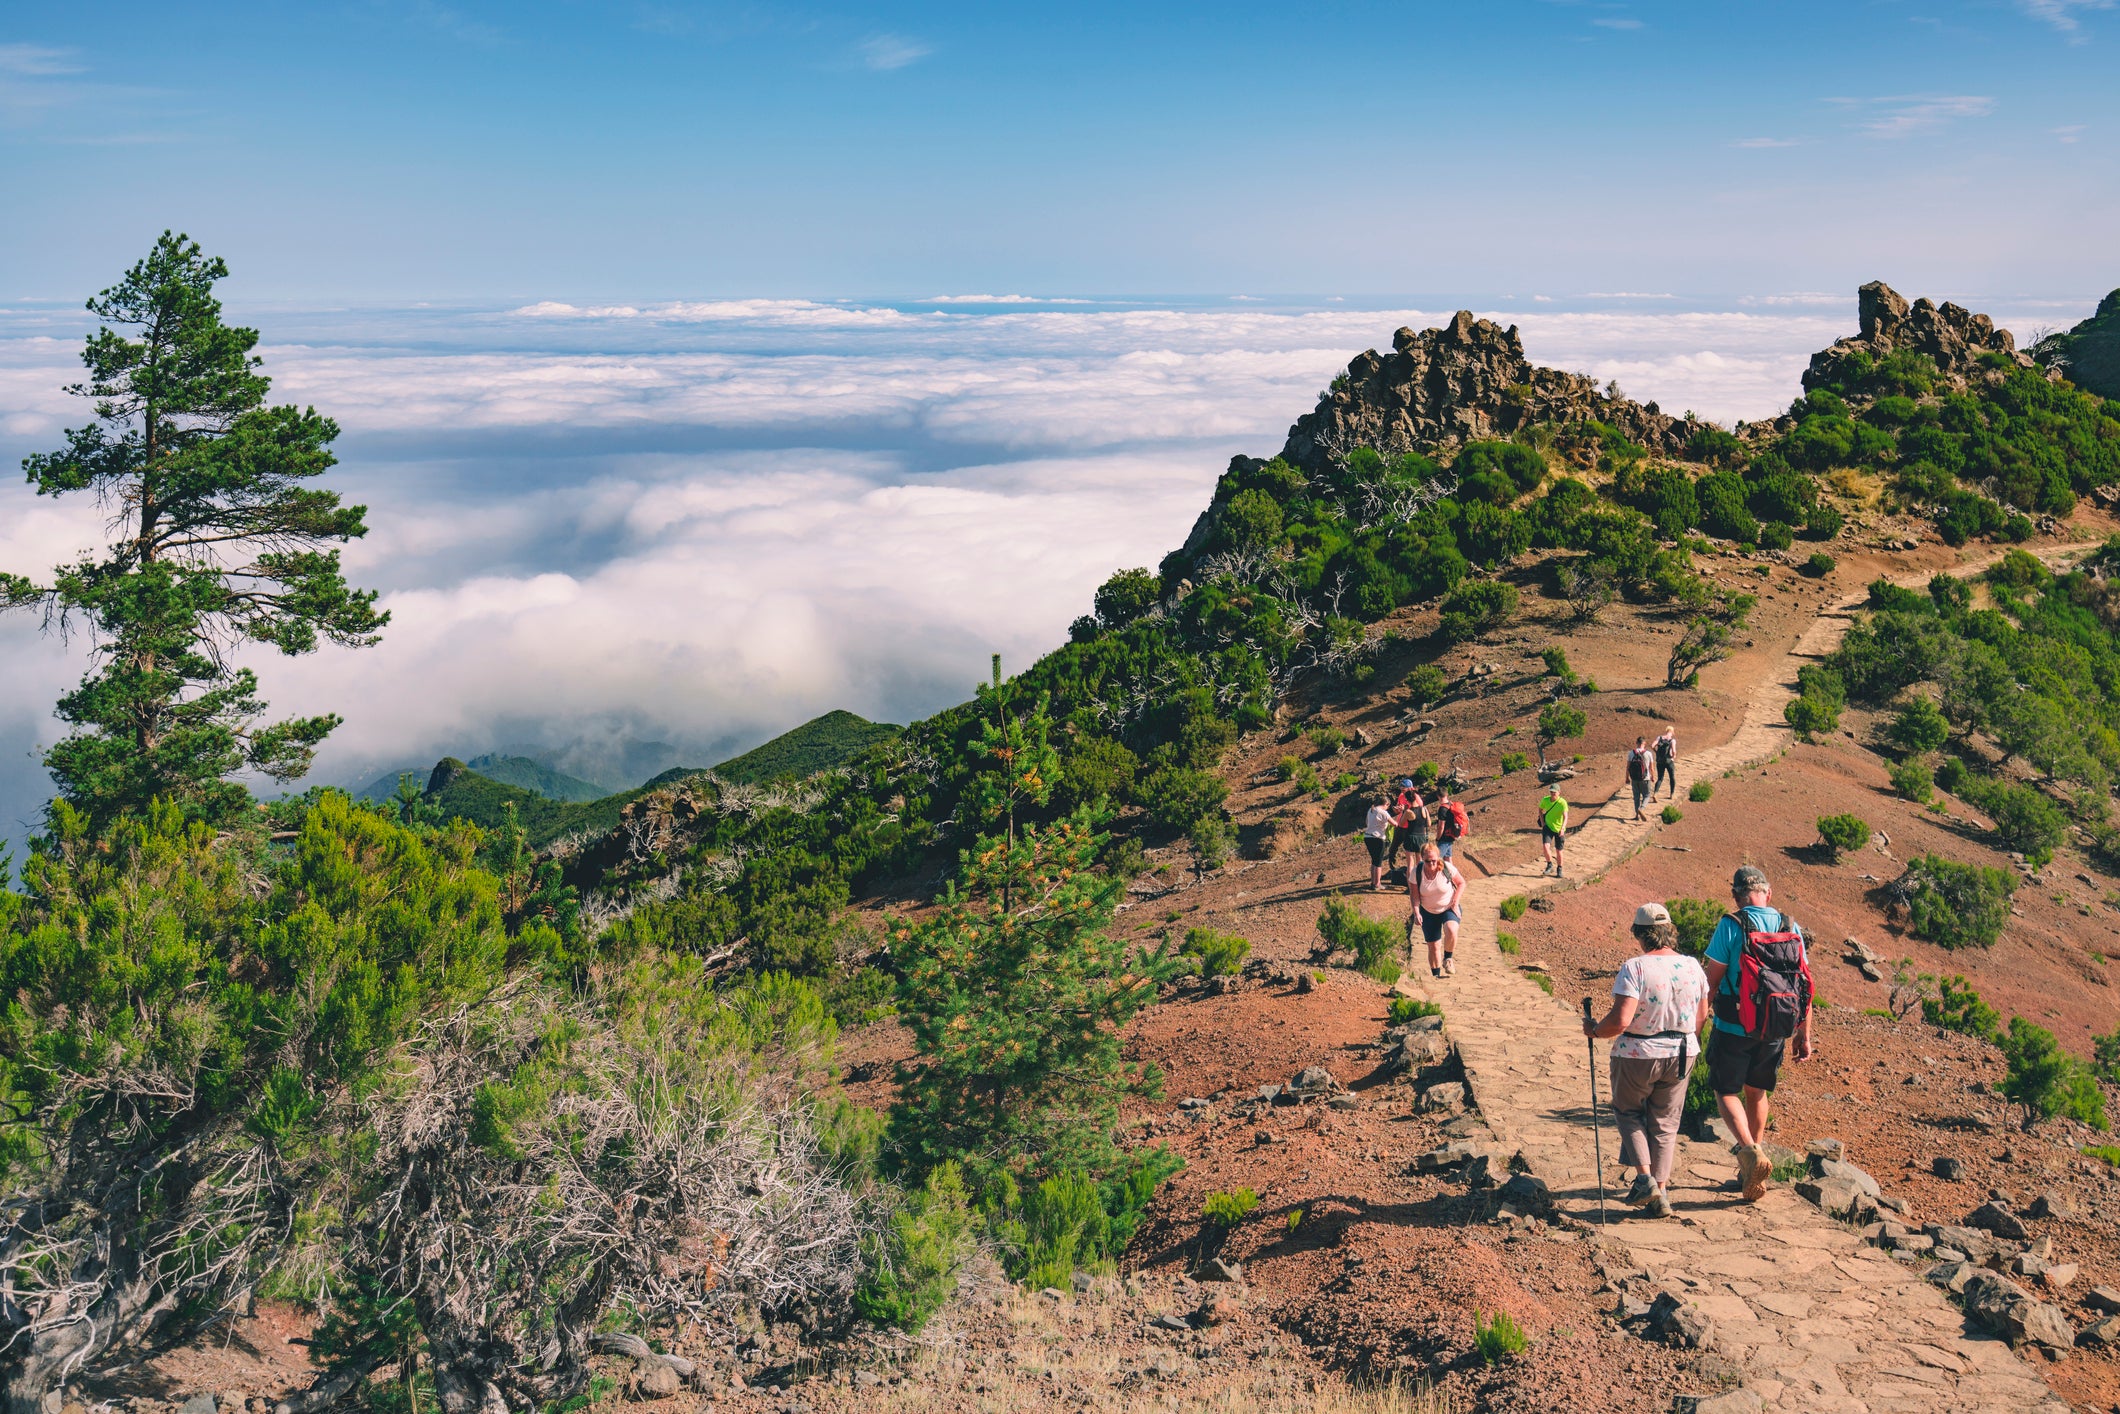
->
[710, 710, 899, 784]
[2036, 288, 2120, 403]
[465, 753, 609, 802]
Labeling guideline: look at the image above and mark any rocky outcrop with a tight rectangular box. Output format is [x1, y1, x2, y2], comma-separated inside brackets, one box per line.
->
[2035, 287, 2120, 402]
[1279, 310, 1697, 472]
[1802, 280, 2035, 398]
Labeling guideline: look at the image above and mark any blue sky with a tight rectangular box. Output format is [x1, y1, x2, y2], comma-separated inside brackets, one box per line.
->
[4, 1, 2117, 301]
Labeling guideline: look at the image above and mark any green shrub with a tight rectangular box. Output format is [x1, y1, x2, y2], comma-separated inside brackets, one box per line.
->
[1139, 765, 1230, 833]
[1499, 751, 1531, 774]
[855, 1162, 980, 1332]
[1308, 724, 1346, 755]
[1317, 896, 1401, 983]
[1018, 1169, 1112, 1291]
[1388, 996, 1443, 1025]
[1275, 755, 1304, 781]
[1438, 580, 1519, 644]
[1409, 760, 1441, 792]
[1500, 893, 1528, 921]
[1530, 972, 1554, 996]
[1757, 520, 1795, 551]
[2096, 1026, 2120, 1084]
[1665, 897, 1723, 957]
[1784, 692, 1841, 742]
[1887, 698, 1950, 754]
[1688, 780, 1712, 803]
[1890, 758, 1933, 803]
[1804, 503, 1845, 540]
[1957, 776, 2068, 866]
[2084, 1145, 2120, 1169]
[1496, 932, 1520, 955]
[2001, 1019, 2109, 1130]
[1473, 1310, 1529, 1364]
[1934, 756, 1967, 794]
[1816, 813, 1871, 859]
[1185, 927, 1251, 977]
[1802, 551, 1837, 578]
[1922, 974, 2001, 1040]
[1202, 1187, 1260, 1229]
[1541, 646, 1577, 683]
[1906, 856, 2016, 949]
[1660, 805, 1683, 825]
[1406, 665, 1450, 706]
[1188, 814, 1236, 870]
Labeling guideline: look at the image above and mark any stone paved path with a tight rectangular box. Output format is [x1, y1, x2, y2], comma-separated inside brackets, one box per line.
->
[1367, 552, 2092, 1413]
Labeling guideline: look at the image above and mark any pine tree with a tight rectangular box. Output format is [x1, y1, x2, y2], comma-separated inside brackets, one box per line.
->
[964, 653, 1061, 909]
[1, 233, 385, 825]
[887, 809, 1175, 1188]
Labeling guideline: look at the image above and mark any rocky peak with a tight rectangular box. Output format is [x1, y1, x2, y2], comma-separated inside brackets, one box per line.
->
[2033, 287, 2120, 402]
[1806, 280, 2033, 397]
[1279, 311, 1694, 472]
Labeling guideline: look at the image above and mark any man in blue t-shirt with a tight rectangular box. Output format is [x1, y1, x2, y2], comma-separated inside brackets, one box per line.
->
[1701, 864, 1813, 1201]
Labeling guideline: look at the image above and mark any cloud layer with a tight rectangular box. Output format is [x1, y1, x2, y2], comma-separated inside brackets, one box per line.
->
[9, 290, 2072, 838]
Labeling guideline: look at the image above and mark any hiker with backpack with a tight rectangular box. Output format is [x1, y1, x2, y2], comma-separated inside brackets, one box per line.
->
[1581, 902, 1711, 1219]
[1654, 726, 1678, 800]
[1626, 736, 1654, 821]
[1434, 786, 1468, 861]
[1538, 784, 1567, 877]
[1408, 842, 1464, 978]
[1702, 865, 1814, 1201]
[1394, 781, 1432, 871]
[1363, 791, 1395, 892]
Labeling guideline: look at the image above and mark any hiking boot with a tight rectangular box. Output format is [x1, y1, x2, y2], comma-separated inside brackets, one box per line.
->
[1643, 1191, 1674, 1219]
[1431, 968, 1443, 979]
[1443, 956, 1456, 977]
[1736, 1144, 1769, 1200]
[1623, 1174, 1658, 1208]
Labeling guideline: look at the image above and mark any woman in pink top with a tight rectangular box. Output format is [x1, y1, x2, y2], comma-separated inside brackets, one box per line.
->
[1407, 842, 1465, 978]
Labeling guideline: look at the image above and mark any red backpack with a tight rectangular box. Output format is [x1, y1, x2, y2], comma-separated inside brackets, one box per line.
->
[1439, 800, 1468, 839]
[1712, 911, 1813, 1041]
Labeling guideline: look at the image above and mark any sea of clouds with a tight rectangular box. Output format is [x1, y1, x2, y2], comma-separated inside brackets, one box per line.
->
[0, 289, 2077, 841]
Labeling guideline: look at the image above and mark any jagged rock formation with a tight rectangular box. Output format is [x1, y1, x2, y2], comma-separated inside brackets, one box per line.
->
[1279, 310, 1697, 472]
[2035, 288, 2120, 402]
[1803, 280, 2034, 397]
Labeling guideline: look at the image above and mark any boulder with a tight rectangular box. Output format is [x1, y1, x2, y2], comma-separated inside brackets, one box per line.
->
[1288, 1065, 1341, 1096]
[2086, 1286, 2120, 1315]
[2081, 1315, 2120, 1348]
[1795, 1177, 1871, 1222]
[1932, 1155, 1965, 1181]
[1417, 1081, 1466, 1113]
[1461, 1153, 1498, 1189]
[1648, 1292, 1715, 1349]
[1199, 1257, 1243, 1283]
[2028, 1190, 2075, 1220]
[1962, 1270, 2076, 1352]
[1966, 1201, 2029, 1240]
[1148, 1313, 1191, 1333]
[1814, 1157, 1880, 1199]
[1928, 1224, 2003, 1264]
[1806, 1138, 1846, 1163]
[1500, 1173, 1552, 1215]
[1192, 1293, 1242, 1327]
[2042, 1262, 2079, 1292]
[1414, 1142, 1475, 1174]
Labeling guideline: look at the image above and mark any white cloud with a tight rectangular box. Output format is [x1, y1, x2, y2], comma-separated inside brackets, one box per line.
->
[1853, 94, 1996, 139]
[0, 298, 1878, 826]
[921, 294, 1095, 305]
[0, 44, 82, 76]
[2018, 0, 2113, 37]
[859, 34, 930, 70]
[2054, 124, 2087, 142]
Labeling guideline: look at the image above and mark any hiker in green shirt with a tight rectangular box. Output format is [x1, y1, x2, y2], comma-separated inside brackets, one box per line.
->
[1539, 786, 1568, 878]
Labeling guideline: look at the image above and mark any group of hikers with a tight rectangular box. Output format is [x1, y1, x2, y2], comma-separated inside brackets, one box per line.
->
[1354, 724, 1814, 1221]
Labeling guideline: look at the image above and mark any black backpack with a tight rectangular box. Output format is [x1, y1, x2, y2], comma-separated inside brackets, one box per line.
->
[1711, 911, 1813, 1042]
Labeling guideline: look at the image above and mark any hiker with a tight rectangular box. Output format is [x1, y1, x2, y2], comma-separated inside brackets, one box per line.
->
[1394, 781, 1432, 870]
[1435, 785, 1468, 861]
[1384, 777, 1417, 871]
[1538, 784, 1568, 877]
[1408, 842, 1464, 978]
[1702, 865, 1814, 1201]
[1363, 791, 1394, 891]
[1581, 903, 1711, 1219]
[1654, 726, 1678, 800]
[1626, 735, 1654, 821]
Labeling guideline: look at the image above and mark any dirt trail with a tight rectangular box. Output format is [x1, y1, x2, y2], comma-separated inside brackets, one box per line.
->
[1360, 545, 2093, 1414]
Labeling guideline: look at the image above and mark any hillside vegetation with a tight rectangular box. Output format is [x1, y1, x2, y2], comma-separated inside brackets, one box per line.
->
[8, 246, 2120, 1414]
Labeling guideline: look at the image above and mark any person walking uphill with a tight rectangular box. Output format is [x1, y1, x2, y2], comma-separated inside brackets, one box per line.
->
[1703, 865, 1815, 1201]
[1408, 843, 1464, 978]
[1434, 785, 1468, 861]
[1538, 784, 1568, 877]
[1654, 726, 1678, 800]
[1626, 736, 1654, 821]
[1363, 791, 1394, 892]
[1582, 903, 1711, 1219]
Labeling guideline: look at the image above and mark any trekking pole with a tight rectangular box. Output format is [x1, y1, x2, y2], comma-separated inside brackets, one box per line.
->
[1581, 997, 1608, 1226]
